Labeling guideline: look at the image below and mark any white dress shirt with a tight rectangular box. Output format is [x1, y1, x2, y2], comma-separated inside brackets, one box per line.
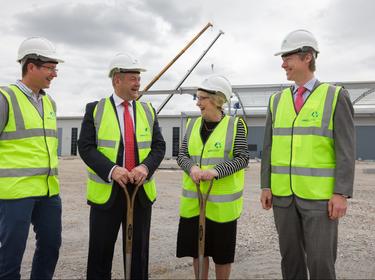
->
[108, 93, 136, 180]
[292, 77, 317, 103]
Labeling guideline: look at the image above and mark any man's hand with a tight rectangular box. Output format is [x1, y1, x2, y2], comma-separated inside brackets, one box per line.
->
[328, 194, 347, 220]
[130, 165, 149, 187]
[200, 169, 218, 181]
[260, 189, 273, 210]
[111, 166, 132, 189]
[190, 166, 202, 184]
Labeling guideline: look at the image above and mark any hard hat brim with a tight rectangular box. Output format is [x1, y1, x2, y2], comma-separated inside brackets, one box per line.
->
[274, 51, 285, 56]
[17, 54, 64, 64]
[126, 68, 146, 72]
[197, 87, 233, 102]
[274, 48, 300, 56]
[108, 68, 146, 78]
[275, 46, 319, 57]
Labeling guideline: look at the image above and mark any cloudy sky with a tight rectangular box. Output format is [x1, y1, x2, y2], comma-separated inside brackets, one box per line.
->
[0, 0, 374, 116]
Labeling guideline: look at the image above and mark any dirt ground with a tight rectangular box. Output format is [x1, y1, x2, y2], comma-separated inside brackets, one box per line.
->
[21, 158, 375, 279]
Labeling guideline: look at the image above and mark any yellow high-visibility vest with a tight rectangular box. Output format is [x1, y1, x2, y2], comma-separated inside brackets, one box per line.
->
[0, 85, 59, 199]
[180, 115, 246, 223]
[86, 98, 157, 205]
[270, 83, 340, 199]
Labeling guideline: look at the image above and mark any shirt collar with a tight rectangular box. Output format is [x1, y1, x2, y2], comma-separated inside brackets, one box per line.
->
[293, 77, 317, 94]
[112, 93, 134, 107]
[15, 80, 45, 99]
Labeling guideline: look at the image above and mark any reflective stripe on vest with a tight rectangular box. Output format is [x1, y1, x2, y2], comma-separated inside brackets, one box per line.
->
[271, 166, 335, 177]
[97, 139, 116, 148]
[190, 156, 228, 166]
[180, 116, 245, 223]
[270, 83, 339, 199]
[0, 129, 57, 140]
[94, 98, 106, 146]
[86, 98, 157, 205]
[0, 168, 58, 177]
[0, 86, 25, 129]
[0, 86, 59, 199]
[272, 127, 332, 138]
[182, 189, 243, 203]
[88, 172, 111, 185]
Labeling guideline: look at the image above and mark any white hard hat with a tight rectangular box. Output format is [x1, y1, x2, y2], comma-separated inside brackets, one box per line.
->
[198, 75, 233, 102]
[17, 37, 64, 63]
[108, 53, 146, 78]
[274, 29, 319, 56]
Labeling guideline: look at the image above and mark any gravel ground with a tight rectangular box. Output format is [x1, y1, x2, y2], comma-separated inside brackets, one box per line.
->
[20, 158, 375, 279]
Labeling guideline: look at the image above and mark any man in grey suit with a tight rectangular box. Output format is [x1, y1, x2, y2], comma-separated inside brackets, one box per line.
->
[260, 29, 355, 279]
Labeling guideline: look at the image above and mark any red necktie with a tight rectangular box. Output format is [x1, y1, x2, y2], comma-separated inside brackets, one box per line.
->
[295, 86, 306, 113]
[123, 101, 136, 171]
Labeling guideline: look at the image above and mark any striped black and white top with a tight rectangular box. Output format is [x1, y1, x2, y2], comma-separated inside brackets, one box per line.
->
[177, 117, 250, 179]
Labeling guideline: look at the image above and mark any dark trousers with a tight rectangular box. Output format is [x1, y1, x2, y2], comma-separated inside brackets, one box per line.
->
[0, 195, 62, 280]
[87, 188, 152, 280]
[273, 198, 338, 280]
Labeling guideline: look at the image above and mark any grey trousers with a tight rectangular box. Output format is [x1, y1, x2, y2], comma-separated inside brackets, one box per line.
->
[273, 196, 338, 279]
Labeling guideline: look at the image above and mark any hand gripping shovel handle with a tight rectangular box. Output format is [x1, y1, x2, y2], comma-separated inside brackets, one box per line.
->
[196, 180, 214, 280]
[124, 184, 141, 280]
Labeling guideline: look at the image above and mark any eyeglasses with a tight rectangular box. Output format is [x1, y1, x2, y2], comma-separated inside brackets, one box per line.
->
[40, 65, 58, 73]
[195, 95, 210, 101]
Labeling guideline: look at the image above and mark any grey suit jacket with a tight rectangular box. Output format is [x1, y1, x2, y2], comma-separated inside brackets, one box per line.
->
[260, 80, 355, 209]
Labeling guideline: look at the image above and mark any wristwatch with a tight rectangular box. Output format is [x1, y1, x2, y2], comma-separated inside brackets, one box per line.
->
[336, 193, 349, 198]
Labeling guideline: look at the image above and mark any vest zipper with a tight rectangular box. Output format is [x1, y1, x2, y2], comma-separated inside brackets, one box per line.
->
[26, 94, 52, 196]
[289, 90, 297, 195]
[289, 86, 316, 195]
[41, 100, 52, 197]
[199, 123, 206, 168]
[198, 119, 217, 168]
[289, 118, 296, 195]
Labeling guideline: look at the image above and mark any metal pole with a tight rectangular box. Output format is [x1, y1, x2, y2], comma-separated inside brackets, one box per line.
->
[352, 88, 375, 105]
[137, 22, 213, 100]
[156, 30, 224, 115]
[233, 90, 248, 118]
[180, 112, 186, 148]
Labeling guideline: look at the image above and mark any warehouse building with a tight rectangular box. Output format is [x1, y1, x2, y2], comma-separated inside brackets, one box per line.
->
[57, 81, 375, 160]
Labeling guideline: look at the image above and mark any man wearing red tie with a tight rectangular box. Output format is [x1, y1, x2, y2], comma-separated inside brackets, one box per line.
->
[260, 30, 355, 279]
[78, 53, 165, 279]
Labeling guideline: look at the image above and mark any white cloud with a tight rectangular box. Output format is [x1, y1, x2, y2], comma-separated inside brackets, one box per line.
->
[0, 0, 374, 116]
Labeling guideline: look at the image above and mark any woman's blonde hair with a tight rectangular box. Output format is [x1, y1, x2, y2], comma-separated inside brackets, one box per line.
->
[210, 92, 227, 111]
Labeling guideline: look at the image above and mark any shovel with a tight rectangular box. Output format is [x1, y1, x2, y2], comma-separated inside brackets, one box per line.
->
[196, 179, 214, 280]
[123, 183, 141, 280]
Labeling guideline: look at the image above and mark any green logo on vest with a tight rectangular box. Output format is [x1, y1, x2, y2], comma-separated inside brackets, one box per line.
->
[140, 127, 150, 137]
[47, 111, 56, 120]
[207, 141, 222, 153]
[301, 111, 320, 123]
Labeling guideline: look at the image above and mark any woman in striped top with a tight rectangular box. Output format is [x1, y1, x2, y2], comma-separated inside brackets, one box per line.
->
[176, 75, 249, 279]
